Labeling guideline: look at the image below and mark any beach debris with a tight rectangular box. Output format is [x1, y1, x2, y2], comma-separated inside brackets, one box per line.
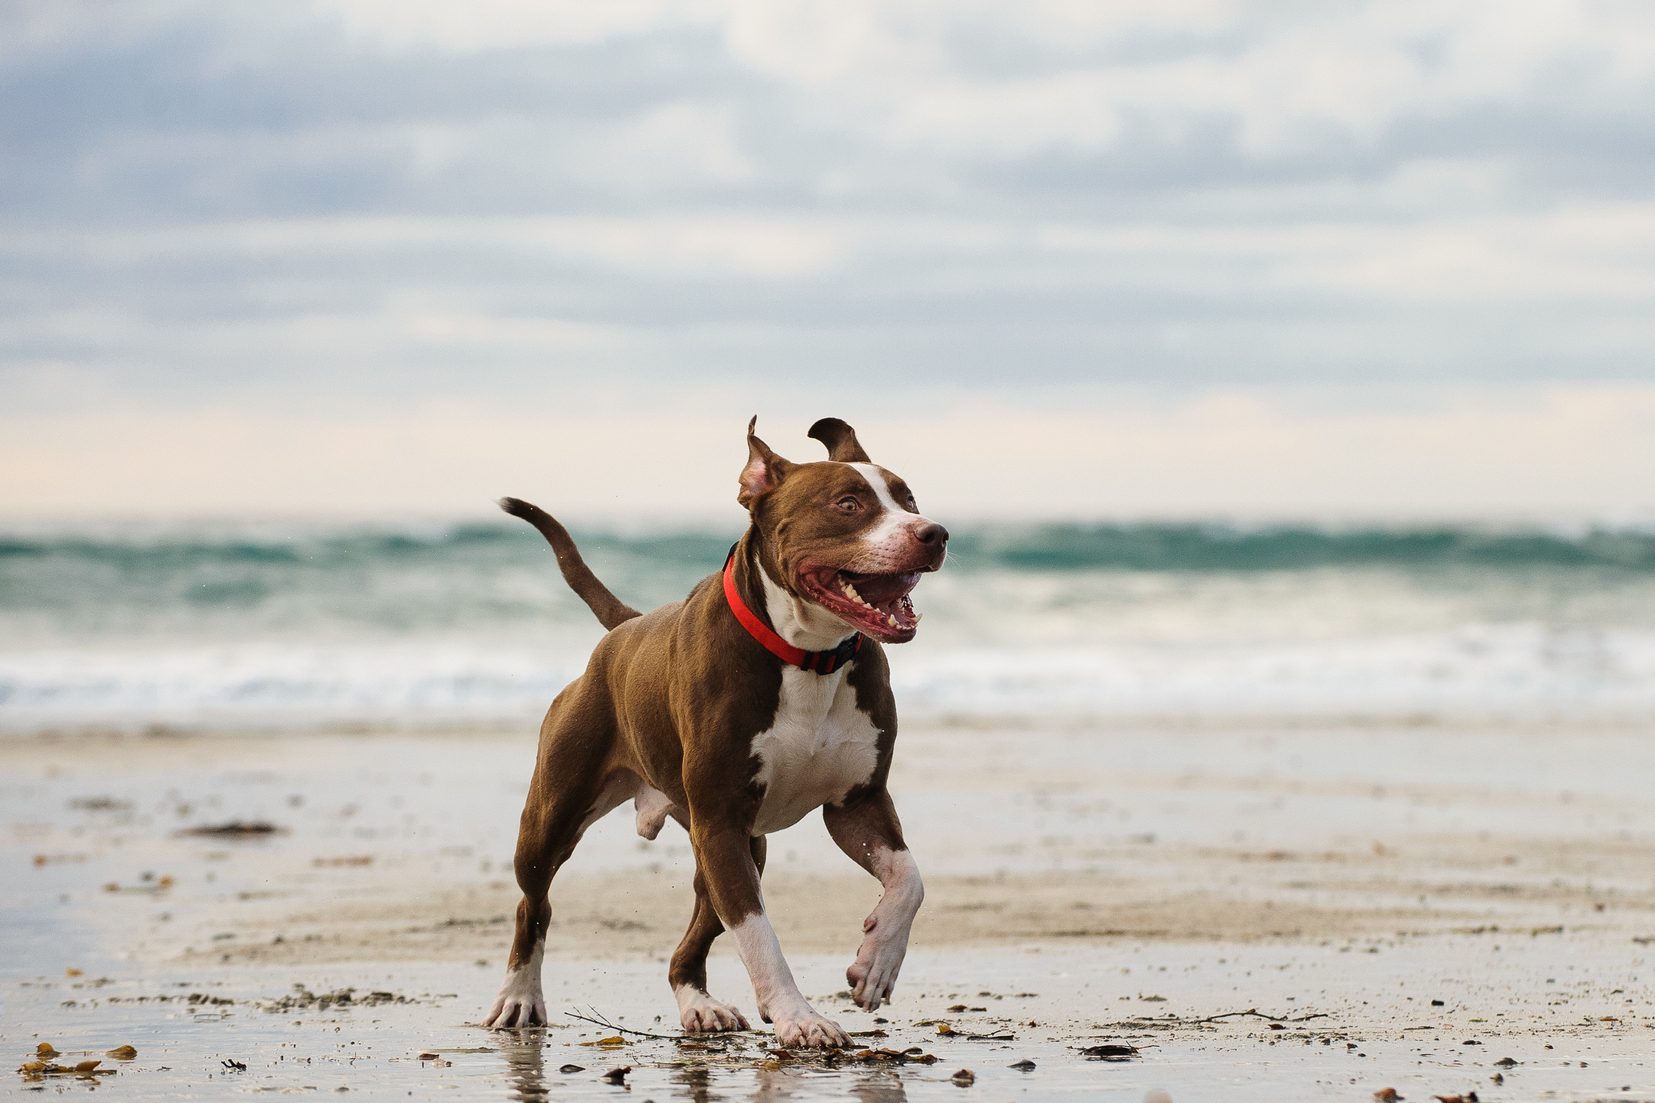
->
[313, 855, 374, 867]
[102, 873, 175, 894]
[1431, 1095, 1477, 1103]
[1373, 1090, 1402, 1102]
[1080, 1043, 1141, 1061]
[36, 1043, 59, 1058]
[951, 1068, 976, 1086]
[848, 1047, 939, 1065]
[1144, 1091, 1174, 1103]
[559, 1064, 584, 1074]
[70, 796, 133, 812]
[580, 1036, 628, 1048]
[1490, 1073, 1503, 1086]
[256, 986, 410, 1012]
[106, 1045, 138, 1059]
[180, 820, 284, 838]
[222, 1058, 247, 1072]
[416, 1052, 439, 1062]
[105, 991, 233, 1007]
[1493, 1057, 1518, 1067]
[602, 1066, 630, 1084]
[1009, 1059, 1037, 1071]
[16, 1058, 112, 1079]
[946, 1004, 987, 1013]
[921, 1019, 1016, 1041]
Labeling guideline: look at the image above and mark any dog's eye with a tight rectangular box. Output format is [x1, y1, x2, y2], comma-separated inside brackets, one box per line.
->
[835, 495, 862, 513]
[904, 494, 918, 511]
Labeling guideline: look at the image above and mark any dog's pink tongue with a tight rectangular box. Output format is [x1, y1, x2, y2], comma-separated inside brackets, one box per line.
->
[854, 572, 920, 605]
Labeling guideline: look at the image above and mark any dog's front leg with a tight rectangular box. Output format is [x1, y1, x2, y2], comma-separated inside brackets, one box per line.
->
[688, 821, 850, 1048]
[823, 789, 924, 1011]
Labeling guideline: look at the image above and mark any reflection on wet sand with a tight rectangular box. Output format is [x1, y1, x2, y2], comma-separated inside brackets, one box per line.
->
[482, 1007, 921, 1103]
[673, 1064, 722, 1103]
[680, 1061, 910, 1103]
[496, 1028, 549, 1102]
[496, 1032, 910, 1103]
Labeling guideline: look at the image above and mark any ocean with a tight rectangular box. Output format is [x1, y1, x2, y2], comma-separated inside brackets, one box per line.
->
[3, 519, 1654, 735]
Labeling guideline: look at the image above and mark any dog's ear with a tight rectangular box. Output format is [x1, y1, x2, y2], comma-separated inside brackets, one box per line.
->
[738, 416, 794, 508]
[806, 417, 870, 463]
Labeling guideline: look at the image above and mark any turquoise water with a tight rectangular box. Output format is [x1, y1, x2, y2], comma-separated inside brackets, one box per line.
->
[3, 520, 1655, 732]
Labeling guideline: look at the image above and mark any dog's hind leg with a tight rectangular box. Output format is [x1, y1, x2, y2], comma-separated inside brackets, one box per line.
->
[484, 697, 625, 1029]
[669, 836, 766, 1033]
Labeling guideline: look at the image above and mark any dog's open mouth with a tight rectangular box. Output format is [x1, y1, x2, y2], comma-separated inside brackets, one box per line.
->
[801, 567, 925, 643]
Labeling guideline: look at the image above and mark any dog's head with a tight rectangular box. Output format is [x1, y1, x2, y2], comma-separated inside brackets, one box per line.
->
[738, 416, 947, 644]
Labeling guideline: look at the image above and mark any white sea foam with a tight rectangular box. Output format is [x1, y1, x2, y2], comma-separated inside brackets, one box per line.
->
[4, 624, 1654, 735]
[3, 522, 1654, 735]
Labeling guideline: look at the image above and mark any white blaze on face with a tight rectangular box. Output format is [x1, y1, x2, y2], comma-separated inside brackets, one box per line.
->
[847, 462, 931, 557]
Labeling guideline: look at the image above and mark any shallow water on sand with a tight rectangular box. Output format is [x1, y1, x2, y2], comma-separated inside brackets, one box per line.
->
[7, 948, 1654, 1102]
[6, 719, 1655, 1099]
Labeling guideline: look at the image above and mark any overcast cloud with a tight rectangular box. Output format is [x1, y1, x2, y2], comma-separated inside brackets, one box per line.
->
[3, 1, 1654, 518]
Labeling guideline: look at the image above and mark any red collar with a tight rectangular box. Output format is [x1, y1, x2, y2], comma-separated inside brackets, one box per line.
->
[723, 546, 863, 675]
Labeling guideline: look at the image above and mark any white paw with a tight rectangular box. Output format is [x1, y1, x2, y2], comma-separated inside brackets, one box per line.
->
[767, 1000, 850, 1049]
[483, 969, 546, 1028]
[846, 922, 910, 1011]
[676, 988, 750, 1033]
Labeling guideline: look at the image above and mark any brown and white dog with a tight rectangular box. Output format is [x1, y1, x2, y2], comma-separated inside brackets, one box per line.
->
[482, 417, 948, 1047]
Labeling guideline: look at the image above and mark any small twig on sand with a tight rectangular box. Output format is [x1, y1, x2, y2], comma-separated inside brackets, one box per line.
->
[1105, 1008, 1332, 1029]
[1193, 1009, 1332, 1025]
[564, 1007, 744, 1043]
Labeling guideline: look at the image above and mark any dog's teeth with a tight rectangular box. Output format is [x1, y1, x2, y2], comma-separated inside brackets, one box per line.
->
[843, 582, 861, 602]
[887, 613, 898, 627]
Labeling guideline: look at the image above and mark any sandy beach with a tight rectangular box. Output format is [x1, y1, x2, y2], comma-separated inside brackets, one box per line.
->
[5, 713, 1653, 1100]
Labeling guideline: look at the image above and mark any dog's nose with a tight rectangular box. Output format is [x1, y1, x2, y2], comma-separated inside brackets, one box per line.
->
[913, 522, 949, 548]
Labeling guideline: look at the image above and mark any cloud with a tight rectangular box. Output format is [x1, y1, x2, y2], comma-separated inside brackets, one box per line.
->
[3, 0, 1655, 510]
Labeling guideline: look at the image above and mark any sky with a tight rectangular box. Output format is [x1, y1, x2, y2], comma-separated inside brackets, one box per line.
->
[2, 0, 1654, 523]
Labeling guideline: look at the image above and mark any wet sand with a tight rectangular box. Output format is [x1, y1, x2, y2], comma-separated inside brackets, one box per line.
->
[4, 716, 1654, 1100]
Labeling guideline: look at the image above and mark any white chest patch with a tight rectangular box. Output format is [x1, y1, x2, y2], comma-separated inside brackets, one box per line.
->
[751, 665, 881, 835]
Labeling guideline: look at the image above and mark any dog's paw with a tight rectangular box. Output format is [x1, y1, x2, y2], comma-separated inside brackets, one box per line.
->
[483, 974, 547, 1029]
[676, 988, 750, 1033]
[768, 1001, 850, 1049]
[846, 924, 910, 1011]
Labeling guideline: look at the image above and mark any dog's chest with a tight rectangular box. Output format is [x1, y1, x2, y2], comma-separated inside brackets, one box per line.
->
[750, 666, 881, 834]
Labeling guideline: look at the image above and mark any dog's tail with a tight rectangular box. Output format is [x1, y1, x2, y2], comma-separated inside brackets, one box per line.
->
[498, 497, 642, 630]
